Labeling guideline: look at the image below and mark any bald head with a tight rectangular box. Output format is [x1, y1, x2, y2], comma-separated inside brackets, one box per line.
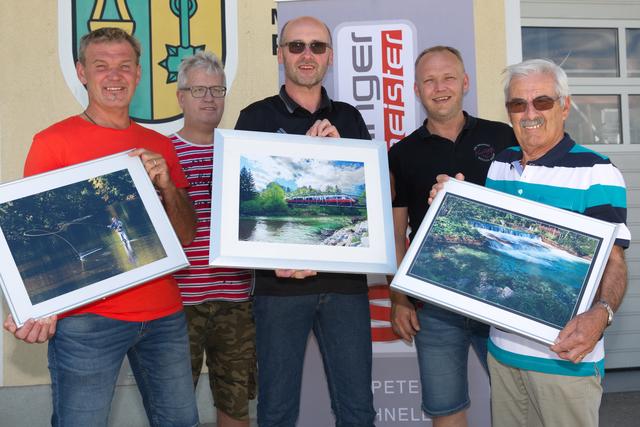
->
[279, 16, 332, 46]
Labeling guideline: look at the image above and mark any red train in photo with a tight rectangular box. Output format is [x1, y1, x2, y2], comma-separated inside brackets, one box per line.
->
[286, 194, 358, 207]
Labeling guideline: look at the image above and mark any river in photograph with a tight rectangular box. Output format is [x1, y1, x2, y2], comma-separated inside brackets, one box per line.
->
[239, 216, 352, 245]
[13, 203, 167, 305]
[409, 224, 592, 328]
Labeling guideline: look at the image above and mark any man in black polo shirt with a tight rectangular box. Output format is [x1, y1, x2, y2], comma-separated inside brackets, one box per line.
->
[388, 46, 515, 427]
[234, 16, 375, 427]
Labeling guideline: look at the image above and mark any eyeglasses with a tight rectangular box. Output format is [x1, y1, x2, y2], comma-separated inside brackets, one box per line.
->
[180, 85, 227, 98]
[280, 41, 332, 55]
[505, 96, 560, 113]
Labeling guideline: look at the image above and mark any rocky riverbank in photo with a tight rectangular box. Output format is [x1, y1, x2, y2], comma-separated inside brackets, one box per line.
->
[322, 220, 369, 247]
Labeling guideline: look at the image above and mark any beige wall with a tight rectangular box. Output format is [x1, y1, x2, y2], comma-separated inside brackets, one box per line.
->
[0, 0, 508, 386]
[474, 0, 510, 124]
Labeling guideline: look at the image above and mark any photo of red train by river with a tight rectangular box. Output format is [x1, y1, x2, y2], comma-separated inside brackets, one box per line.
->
[238, 155, 368, 247]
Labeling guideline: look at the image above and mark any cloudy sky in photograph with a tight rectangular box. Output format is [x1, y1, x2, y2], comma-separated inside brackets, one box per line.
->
[240, 155, 366, 195]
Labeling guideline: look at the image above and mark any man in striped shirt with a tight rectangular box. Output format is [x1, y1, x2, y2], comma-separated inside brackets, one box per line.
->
[431, 59, 629, 427]
[171, 51, 255, 427]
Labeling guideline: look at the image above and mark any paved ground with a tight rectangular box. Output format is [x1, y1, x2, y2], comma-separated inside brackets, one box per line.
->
[600, 391, 640, 427]
[201, 391, 640, 426]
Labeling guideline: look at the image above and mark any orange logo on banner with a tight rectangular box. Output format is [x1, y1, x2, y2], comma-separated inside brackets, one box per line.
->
[368, 284, 400, 342]
[381, 29, 407, 148]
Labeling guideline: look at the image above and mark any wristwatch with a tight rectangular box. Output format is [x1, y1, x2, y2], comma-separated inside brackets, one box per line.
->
[596, 299, 614, 327]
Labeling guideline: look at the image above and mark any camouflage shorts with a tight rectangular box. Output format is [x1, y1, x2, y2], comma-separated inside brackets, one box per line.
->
[184, 300, 257, 420]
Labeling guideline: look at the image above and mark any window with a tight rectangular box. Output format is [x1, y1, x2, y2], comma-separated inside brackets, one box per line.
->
[522, 27, 618, 77]
[631, 95, 640, 144]
[565, 95, 621, 145]
[522, 24, 640, 145]
[628, 29, 640, 78]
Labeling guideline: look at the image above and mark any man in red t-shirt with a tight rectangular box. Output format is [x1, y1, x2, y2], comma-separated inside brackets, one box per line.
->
[3, 28, 199, 426]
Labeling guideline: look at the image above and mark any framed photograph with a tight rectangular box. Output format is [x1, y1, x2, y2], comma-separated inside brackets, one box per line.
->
[391, 179, 618, 345]
[209, 129, 396, 274]
[0, 152, 188, 326]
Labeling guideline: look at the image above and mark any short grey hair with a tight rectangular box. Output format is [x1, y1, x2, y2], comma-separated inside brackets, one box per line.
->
[79, 27, 141, 65]
[177, 51, 226, 89]
[503, 59, 570, 108]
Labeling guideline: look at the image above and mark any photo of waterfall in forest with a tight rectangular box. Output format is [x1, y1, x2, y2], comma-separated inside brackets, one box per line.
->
[407, 193, 602, 329]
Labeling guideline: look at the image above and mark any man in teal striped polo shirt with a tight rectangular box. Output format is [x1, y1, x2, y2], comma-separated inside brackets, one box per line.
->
[486, 59, 629, 427]
[431, 58, 629, 427]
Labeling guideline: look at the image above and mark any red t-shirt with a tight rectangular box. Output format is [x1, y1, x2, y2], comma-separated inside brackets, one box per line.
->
[24, 116, 189, 321]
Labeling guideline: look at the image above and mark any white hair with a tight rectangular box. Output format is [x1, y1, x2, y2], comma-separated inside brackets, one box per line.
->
[177, 51, 226, 88]
[503, 59, 569, 107]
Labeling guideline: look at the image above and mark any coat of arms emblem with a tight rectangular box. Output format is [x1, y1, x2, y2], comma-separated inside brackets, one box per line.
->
[58, 0, 237, 129]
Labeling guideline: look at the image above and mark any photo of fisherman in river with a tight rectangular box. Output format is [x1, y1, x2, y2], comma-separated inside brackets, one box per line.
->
[108, 216, 131, 249]
[407, 193, 601, 329]
[0, 169, 166, 305]
[238, 155, 368, 247]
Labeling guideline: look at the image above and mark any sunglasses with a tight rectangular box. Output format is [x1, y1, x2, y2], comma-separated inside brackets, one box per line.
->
[505, 96, 560, 113]
[281, 41, 332, 55]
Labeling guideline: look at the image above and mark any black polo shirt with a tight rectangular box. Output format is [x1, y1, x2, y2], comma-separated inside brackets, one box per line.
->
[388, 112, 516, 241]
[234, 86, 371, 296]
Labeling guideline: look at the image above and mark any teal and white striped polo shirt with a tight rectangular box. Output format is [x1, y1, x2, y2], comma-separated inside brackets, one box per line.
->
[485, 133, 630, 377]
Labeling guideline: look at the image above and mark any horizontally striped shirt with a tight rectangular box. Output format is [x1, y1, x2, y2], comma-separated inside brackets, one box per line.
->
[485, 134, 630, 377]
[170, 133, 253, 304]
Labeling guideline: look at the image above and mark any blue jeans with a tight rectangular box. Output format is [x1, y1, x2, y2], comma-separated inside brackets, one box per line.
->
[48, 311, 199, 427]
[414, 302, 489, 417]
[253, 293, 376, 427]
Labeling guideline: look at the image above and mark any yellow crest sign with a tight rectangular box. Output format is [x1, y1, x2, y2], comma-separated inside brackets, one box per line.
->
[59, 0, 237, 131]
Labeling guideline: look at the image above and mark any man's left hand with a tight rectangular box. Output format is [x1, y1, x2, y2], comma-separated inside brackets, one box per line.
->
[550, 305, 608, 363]
[130, 149, 172, 190]
[306, 119, 340, 138]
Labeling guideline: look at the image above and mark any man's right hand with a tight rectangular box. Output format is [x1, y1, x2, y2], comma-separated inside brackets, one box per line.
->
[306, 119, 340, 138]
[3, 314, 57, 343]
[391, 292, 420, 343]
[428, 173, 465, 205]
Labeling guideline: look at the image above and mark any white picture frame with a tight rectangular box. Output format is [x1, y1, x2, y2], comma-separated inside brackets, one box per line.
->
[209, 129, 396, 275]
[391, 179, 618, 345]
[0, 151, 188, 326]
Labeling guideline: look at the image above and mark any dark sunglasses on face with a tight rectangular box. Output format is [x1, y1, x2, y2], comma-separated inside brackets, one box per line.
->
[505, 95, 560, 113]
[281, 41, 332, 54]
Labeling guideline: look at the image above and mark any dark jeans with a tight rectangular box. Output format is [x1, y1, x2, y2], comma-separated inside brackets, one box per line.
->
[253, 293, 376, 427]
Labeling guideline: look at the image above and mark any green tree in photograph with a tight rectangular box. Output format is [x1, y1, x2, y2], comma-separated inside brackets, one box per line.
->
[259, 182, 288, 214]
[359, 190, 367, 206]
[89, 171, 137, 204]
[240, 167, 258, 201]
